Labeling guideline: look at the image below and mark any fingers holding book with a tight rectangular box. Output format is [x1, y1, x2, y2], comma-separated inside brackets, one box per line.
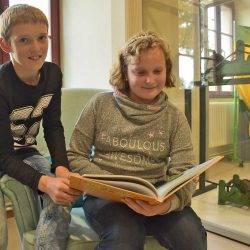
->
[122, 196, 172, 216]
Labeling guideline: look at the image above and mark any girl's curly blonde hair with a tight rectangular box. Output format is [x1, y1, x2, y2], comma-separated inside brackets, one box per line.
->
[109, 31, 175, 90]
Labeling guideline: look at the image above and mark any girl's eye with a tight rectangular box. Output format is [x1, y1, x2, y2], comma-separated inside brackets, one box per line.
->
[154, 69, 162, 74]
[135, 71, 145, 76]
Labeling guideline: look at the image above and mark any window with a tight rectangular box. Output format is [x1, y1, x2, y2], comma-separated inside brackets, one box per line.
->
[178, 1, 200, 90]
[203, 3, 234, 97]
[0, 0, 60, 65]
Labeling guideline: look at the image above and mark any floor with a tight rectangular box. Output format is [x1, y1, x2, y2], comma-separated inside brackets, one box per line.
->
[192, 157, 250, 248]
[6, 157, 250, 250]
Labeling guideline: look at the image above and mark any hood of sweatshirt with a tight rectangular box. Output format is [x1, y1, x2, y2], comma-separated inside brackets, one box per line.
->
[113, 90, 168, 124]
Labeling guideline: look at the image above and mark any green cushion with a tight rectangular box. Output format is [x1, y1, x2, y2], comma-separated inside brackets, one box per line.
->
[37, 88, 106, 156]
[23, 208, 100, 250]
[0, 189, 8, 250]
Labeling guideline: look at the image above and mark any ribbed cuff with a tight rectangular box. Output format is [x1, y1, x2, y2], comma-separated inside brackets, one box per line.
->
[160, 195, 180, 215]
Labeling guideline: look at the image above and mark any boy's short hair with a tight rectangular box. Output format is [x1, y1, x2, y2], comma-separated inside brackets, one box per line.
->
[109, 31, 175, 90]
[0, 4, 48, 42]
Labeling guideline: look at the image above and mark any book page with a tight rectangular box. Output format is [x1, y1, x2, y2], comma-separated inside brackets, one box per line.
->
[70, 175, 162, 205]
[93, 179, 157, 197]
[83, 174, 157, 195]
[156, 155, 224, 200]
[70, 155, 223, 205]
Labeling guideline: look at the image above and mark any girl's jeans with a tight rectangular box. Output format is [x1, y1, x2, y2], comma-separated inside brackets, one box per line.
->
[83, 196, 207, 250]
[24, 153, 71, 250]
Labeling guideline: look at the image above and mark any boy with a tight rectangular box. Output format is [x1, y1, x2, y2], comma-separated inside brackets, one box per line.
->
[0, 4, 81, 249]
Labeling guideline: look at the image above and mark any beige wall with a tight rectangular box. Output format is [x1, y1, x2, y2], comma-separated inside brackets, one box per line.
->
[234, 0, 250, 26]
[60, 0, 126, 89]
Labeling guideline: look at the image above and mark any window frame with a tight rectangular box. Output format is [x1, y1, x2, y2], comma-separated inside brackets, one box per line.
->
[50, 0, 60, 66]
[207, 2, 235, 98]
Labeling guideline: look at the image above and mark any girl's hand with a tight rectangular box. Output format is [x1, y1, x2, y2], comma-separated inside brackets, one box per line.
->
[122, 197, 172, 216]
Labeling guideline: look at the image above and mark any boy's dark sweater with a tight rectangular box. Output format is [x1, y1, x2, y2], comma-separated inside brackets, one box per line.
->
[0, 61, 68, 190]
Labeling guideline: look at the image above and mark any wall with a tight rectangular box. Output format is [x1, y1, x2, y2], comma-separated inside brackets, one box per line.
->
[60, 0, 126, 89]
[235, 0, 250, 26]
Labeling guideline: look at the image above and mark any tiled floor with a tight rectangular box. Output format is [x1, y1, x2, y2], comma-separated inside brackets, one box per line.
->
[206, 156, 250, 183]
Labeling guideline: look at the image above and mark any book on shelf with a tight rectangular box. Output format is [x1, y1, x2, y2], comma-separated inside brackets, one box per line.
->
[70, 155, 224, 205]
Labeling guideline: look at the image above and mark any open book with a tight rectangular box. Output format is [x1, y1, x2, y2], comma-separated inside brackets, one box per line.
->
[70, 155, 224, 205]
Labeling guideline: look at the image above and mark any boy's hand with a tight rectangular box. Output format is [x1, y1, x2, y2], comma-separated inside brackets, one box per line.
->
[55, 165, 71, 178]
[122, 197, 172, 216]
[55, 165, 81, 179]
[38, 175, 82, 205]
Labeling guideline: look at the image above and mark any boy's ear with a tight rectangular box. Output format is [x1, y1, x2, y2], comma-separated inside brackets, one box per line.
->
[0, 38, 12, 53]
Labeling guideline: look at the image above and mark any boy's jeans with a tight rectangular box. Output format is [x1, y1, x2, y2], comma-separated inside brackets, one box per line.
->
[24, 154, 71, 250]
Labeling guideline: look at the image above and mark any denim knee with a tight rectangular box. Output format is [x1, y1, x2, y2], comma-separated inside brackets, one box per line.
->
[23, 154, 51, 176]
[96, 221, 145, 250]
[147, 206, 207, 250]
[84, 197, 145, 250]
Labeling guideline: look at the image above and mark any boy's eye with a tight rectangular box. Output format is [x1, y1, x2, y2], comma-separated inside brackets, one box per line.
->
[39, 35, 48, 41]
[19, 38, 29, 43]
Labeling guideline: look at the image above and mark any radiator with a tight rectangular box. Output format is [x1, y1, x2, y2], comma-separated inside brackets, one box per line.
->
[209, 101, 234, 148]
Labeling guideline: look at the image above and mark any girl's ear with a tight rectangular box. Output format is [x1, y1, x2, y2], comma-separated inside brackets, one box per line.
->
[0, 38, 12, 53]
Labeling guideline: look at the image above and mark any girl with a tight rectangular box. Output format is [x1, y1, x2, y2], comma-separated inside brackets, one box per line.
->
[68, 31, 207, 250]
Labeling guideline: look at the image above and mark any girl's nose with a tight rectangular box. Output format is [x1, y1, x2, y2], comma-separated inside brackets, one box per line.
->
[145, 74, 153, 84]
